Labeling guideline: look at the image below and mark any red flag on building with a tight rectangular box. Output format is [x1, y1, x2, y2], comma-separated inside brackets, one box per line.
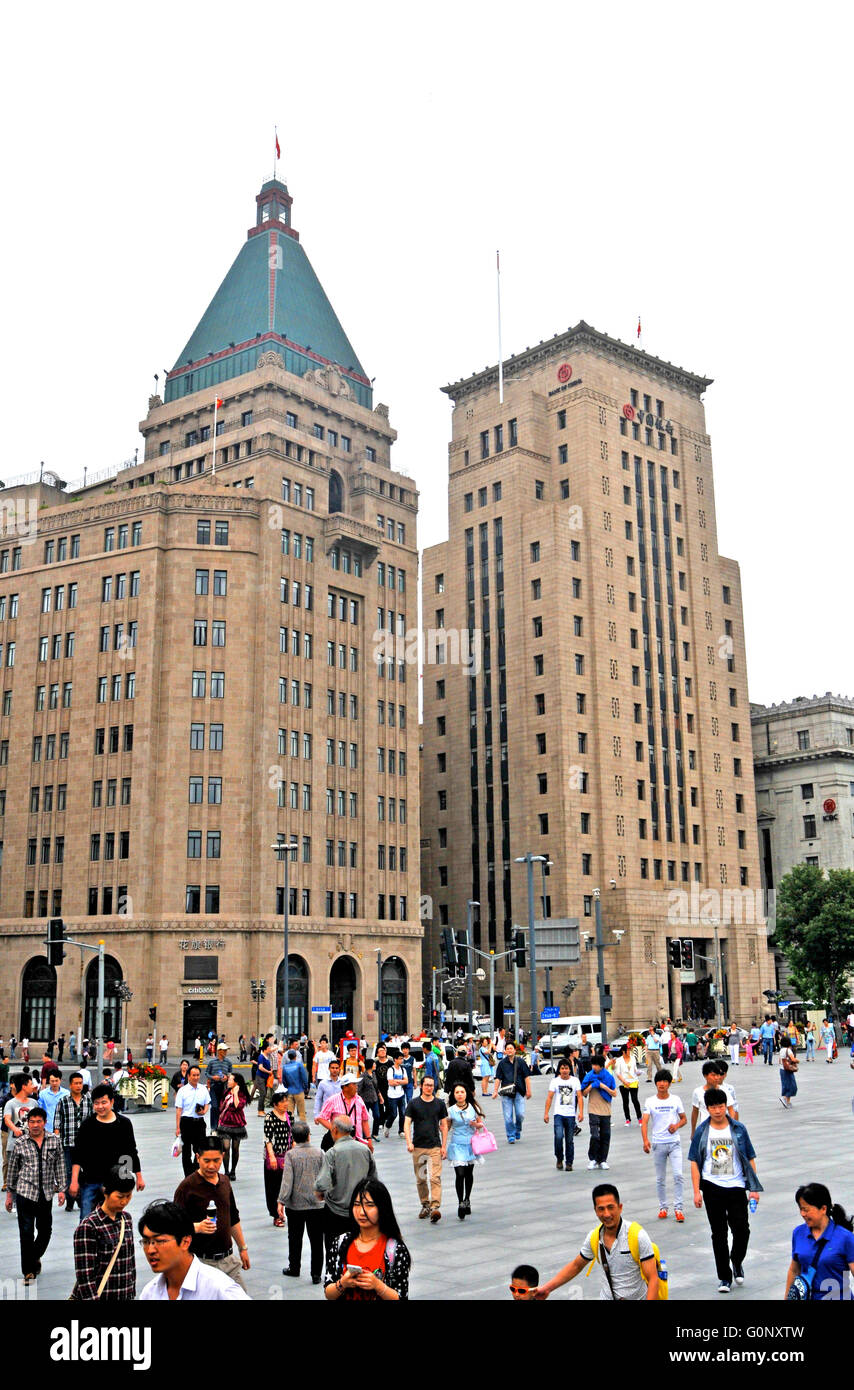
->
[637, 316, 642, 339]
[215, 397, 224, 409]
[275, 131, 281, 161]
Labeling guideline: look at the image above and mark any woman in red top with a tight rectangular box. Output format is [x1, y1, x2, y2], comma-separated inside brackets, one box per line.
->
[323, 1178, 411, 1301]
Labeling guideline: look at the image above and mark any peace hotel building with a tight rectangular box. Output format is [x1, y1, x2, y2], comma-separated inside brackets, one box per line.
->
[0, 180, 421, 1050]
[421, 324, 775, 1026]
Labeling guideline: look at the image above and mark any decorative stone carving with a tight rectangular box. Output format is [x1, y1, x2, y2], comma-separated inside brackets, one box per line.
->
[257, 349, 285, 371]
[304, 365, 352, 399]
[148, 395, 163, 410]
[374, 403, 390, 420]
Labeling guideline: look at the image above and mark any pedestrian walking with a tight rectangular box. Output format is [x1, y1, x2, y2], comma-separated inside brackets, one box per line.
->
[264, 1088, 294, 1225]
[158, 1036, 169, 1066]
[644, 1028, 661, 1081]
[251, 1037, 275, 1112]
[5, 1105, 66, 1282]
[688, 1088, 763, 1292]
[52, 1072, 91, 1212]
[138, 1199, 249, 1301]
[277, 1121, 325, 1284]
[581, 1055, 617, 1170]
[358, 1058, 383, 1139]
[759, 1016, 776, 1065]
[534, 1183, 660, 1301]
[69, 1166, 136, 1301]
[313, 1058, 343, 1152]
[614, 1043, 642, 1126]
[399, 1041, 415, 1104]
[477, 1037, 495, 1097]
[145, 1034, 154, 1064]
[21, 1038, 30, 1063]
[315, 1114, 376, 1263]
[820, 1018, 836, 1063]
[404, 1074, 448, 1223]
[641, 1069, 687, 1222]
[779, 1035, 799, 1109]
[57, 1034, 65, 1064]
[744, 1034, 754, 1064]
[205, 1043, 233, 1131]
[70, 1084, 145, 1220]
[544, 1058, 583, 1170]
[492, 1041, 532, 1145]
[690, 1061, 738, 1135]
[446, 1084, 486, 1219]
[727, 1022, 742, 1067]
[805, 1021, 816, 1061]
[444, 1045, 476, 1106]
[170, 1059, 191, 1094]
[174, 1065, 210, 1178]
[383, 1056, 408, 1138]
[785, 1182, 854, 1301]
[173, 1135, 250, 1291]
[315, 1073, 373, 1150]
[4, 1073, 39, 1195]
[38, 1069, 69, 1133]
[216, 1072, 248, 1179]
[373, 1044, 391, 1131]
[323, 1177, 410, 1300]
[312, 1035, 336, 1087]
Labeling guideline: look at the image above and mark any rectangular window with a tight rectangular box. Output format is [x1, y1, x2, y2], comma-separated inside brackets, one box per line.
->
[195, 569, 209, 595]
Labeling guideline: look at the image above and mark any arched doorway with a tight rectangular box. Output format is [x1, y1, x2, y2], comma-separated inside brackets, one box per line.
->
[328, 469, 344, 514]
[85, 956, 124, 1043]
[276, 955, 309, 1040]
[20, 958, 56, 1042]
[381, 957, 407, 1036]
[329, 956, 357, 1045]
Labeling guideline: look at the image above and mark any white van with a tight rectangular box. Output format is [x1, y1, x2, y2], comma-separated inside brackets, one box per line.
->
[540, 1016, 602, 1057]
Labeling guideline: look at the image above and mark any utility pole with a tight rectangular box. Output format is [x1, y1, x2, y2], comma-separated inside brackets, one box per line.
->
[515, 853, 550, 1045]
[466, 900, 479, 1030]
[272, 838, 299, 1040]
[593, 890, 609, 1049]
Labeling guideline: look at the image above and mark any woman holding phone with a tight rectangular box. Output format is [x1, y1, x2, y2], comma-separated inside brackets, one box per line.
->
[324, 1178, 410, 1300]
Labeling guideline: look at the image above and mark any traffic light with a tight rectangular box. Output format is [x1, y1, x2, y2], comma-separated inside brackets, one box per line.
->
[148, 1006, 157, 1023]
[513, 930, 526, 969]
[47, 917, 66, 968]
[668, 939, 682, 970]
[441, 928, 457, 969]
[680, 939, 694, 971]
[454, 930, 468, 970]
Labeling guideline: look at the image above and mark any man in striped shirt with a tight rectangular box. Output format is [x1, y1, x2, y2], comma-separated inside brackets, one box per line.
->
[71, 1165, 136, 1300]
[53, 1073, 92, 1212]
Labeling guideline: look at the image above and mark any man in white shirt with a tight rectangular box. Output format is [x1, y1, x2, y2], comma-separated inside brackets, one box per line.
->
[312, 1038, 336, 1087]
[641, 1069, 687, 1221]
[138, 1199, 250, 1300]
[543, 1059, 583, 1170]
[535, 1184, 659, 1301]
[690, 1061, 737, 1136]
[174, 1065, 210, 1177]
[158, 1036, 169, 1065]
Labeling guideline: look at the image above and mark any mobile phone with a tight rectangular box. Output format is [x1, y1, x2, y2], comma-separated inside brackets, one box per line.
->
[195, 1103, 205, 1114]
[345, 1264, 363, 1275]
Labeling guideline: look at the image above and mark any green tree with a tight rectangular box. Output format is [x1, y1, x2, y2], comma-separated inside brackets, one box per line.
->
[772, 864, 854, 1019]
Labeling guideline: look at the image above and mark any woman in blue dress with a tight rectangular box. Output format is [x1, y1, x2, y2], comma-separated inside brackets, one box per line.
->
[478, 1039, 495, 1098]
[446, 1084, 486, 1220]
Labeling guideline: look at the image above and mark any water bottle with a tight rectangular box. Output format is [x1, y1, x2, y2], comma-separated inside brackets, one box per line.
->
[206, 1199, 217, 1230]
[748, 1196, 758, 1215]
[658, 1256, 668, 1288]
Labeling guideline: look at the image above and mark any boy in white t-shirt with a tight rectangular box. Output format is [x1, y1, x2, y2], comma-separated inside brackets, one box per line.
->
[543, 1059, 583, 1171]
[312, 1039, 336, 1086]
[641, 1068, 687, 1221]
[690, 1061, 738, 1136]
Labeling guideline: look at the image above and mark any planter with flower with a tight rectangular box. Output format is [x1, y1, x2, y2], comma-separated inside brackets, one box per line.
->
[127, 1063, 168, 1107]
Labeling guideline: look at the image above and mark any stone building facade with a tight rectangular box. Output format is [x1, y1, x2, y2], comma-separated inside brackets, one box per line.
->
[420, 322, 774, 1030]
[0, 179, 422, 1054]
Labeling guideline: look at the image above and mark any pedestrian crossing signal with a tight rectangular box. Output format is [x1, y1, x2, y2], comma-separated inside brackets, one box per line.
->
[47, 917, 66, 967]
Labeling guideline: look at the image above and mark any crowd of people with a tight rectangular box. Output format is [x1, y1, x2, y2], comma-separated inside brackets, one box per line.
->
[2, 1012, 854, 1301]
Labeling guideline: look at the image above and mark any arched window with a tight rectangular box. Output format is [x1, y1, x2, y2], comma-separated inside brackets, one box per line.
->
[329, 956, 358, 1045]
[85, 956, 124, 1043]
[381, 956, 407, 1036]
[20, 958, 56, 1041]
[329, 470, 344, 515]
[276, 955, 309, 1040]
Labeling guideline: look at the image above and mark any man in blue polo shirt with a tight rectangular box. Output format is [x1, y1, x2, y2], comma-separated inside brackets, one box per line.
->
[759, 1016, 777, 1066]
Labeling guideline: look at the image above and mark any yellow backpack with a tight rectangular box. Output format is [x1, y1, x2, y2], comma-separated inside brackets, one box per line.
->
[585, 1221, 669, 1300]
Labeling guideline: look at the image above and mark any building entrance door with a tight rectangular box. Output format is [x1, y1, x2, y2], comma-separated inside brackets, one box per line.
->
[330, 957, 356, 1046]
[183, 1000, 217, 1056]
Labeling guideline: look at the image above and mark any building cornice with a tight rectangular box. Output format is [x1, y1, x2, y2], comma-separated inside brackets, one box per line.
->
[442, 320, 713, 403]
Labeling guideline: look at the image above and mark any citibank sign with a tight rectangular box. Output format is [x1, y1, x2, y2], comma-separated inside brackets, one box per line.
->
[623, 403, 674, 434]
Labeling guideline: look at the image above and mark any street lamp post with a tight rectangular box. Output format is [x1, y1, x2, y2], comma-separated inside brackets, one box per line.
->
[593, 889, 609, 1049]
[466, 900, 480, 1031]
[515, 853, 550, 1046]
[271, 838, 299, 1041]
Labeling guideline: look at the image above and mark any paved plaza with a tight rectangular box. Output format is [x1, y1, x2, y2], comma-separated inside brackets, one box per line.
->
[2, 1053, 852, 1302]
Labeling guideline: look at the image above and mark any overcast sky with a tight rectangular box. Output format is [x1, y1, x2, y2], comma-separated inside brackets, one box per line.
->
[3, 2, 850, 707]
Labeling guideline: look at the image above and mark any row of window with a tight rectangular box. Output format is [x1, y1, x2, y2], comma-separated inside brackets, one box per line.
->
[326, 739, 358, 768]
[44, 533, 82, 563]
[94, 725, 134, 754]
[195, 570, 228, 596]
[102, 524, 142, 553]
[325, 643, 359, 671]
[281, 578, 314, 608]
[377, 796, 407, 822]
[376, 562, 406, 591]
[0, 594, 20, 619]
[376, 516, 406, 545]
[620, 417, 679, 453]
[281, 531, 314, 560]
[377, 844, 407, 872]
[196, 521, 229, 546]
[39, 632, 76, 660]
[90, 832, 130, 861]
[97, 673, 136, 701]
[328, 594, 359, 623]
[32, 734, 70, 761]
[194, 620, 226, 647]
[327, 840, 359, 868]
[278, 782, 313, 810]
[27, 784, 68, 814]
[476, 419, 518, 462]
[377, 895, 408, 920]
[35, 683, 73, 709]
[191, 723, 223, 750]
[279, 679, 312, 707]
[281, 478, 316, 511]
[189, 777, 223, 804]
[377, 700, 405, 727]
[192, 671, 226, 698]
[100, 622, 138, 651]
[93, 778, 132, 806]
[465, 481, 503, 511]
[101, 573, 141, 602]
[329, 548, 362, 576]
[378, 659, 407, 683]
[26, 836, 66, 863]
[376, 747, 406, 775]
[280, 628, 313, 659]
[327, 690, 359, 720]
[187, 831, 222, 858]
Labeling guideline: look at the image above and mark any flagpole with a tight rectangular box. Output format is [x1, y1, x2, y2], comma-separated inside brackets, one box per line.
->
[274, 126, 278, 182]
[212, 398, 218, 476]
[497, 250, 504, 406]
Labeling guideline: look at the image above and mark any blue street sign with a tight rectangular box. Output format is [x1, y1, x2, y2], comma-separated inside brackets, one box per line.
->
[504, 1008, 515, 1015]
[540, 1006, 560, 1020]
[778, 1000, 790, 1008]
[331, 1012, 347, 1020]
[311, 1005, 331, 1013]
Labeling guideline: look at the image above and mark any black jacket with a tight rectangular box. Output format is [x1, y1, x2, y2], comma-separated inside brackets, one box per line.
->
[443, 1057, 475, 1097]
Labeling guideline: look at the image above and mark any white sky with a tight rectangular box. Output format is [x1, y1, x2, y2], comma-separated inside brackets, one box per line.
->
[3, 1, 851, 707]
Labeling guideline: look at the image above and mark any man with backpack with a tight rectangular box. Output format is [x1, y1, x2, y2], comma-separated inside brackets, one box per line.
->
[534, 1183, 661, 1300]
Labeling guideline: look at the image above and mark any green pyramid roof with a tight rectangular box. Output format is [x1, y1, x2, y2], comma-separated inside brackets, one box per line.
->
[165, 180, 371, 408]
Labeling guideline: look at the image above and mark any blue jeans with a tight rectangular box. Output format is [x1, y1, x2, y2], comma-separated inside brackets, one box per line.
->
[79, 1180, 104, 1220]
[385, 1095, 407, 1132]
[500, 1092, 525, 1142]
[553, 1114, 575, 1165]
[762, 1039, 774, 1065]
[805, 1038, 815, 1060]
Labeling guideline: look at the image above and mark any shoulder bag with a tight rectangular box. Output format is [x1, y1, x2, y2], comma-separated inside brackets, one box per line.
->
[498, 1058, 519, 1099]
[787, 1236, 829, 1300]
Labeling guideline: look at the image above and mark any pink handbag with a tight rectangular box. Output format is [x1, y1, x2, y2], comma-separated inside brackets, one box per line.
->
[470, 1127, 498, 1156]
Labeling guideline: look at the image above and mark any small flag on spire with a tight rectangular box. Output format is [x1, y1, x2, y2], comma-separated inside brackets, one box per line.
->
[637, 315, 642, 340]
[215, 396, 224, 409]
[275, 130, 281, 161]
